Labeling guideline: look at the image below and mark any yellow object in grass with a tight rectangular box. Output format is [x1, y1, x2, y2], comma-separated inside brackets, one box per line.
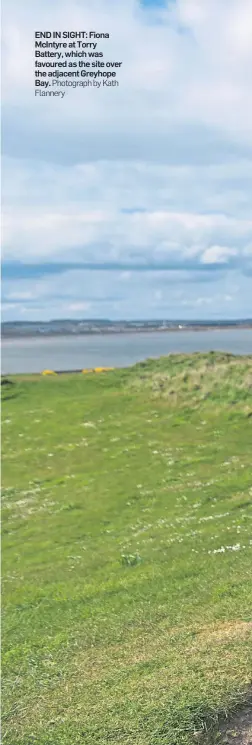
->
[82, 368, 114, 374]
[42, 370, 57, 376]
[94, 367, 114, 373]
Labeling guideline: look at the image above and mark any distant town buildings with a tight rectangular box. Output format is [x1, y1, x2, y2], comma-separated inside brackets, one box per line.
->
[1, 319, 251, 338]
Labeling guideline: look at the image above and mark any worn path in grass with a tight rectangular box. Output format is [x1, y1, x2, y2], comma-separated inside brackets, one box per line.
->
[2, 353, 252, 744]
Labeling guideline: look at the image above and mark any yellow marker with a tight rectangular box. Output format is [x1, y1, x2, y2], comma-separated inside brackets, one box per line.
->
[94, 367, 114, 373]
[42, 370, 57, 376]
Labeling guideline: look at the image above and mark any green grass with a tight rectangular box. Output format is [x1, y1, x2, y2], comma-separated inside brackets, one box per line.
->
[2, 352, 252, 744]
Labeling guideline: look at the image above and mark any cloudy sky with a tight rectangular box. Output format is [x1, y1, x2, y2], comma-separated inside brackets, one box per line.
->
[2, 0, 252, 321]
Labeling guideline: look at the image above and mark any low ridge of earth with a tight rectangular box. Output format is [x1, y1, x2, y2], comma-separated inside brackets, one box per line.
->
[2, 352, 252, 745]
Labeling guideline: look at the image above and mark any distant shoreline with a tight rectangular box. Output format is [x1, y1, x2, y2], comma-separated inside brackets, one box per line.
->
[2, 324, 252, 340]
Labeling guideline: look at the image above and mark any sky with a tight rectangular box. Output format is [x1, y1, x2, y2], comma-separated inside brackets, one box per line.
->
[1, 0, 252, 321]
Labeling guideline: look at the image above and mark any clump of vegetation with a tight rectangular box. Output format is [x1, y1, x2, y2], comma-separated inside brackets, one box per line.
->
[128, 352, 252, 411]
[121, 552, 142, 566]
[2, 353, 252, 745]
[1, 377, 14, 386]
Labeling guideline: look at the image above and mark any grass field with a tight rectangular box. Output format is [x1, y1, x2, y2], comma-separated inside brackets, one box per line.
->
[2, 352, 252, 745]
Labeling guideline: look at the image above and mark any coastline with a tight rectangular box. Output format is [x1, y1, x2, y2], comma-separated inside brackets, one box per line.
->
[2, 324, 252, 341]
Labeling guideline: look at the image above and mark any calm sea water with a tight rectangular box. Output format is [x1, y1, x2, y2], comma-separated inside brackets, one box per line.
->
[2, 329, 252, 375]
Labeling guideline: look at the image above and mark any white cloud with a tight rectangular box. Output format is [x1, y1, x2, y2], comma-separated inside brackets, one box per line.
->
[2, 158, 252, 264]
[68, 302, 91, 311]
[2, 265, 252, 322]
[6, 291, 35, 300]
[201, 245, 238, 264]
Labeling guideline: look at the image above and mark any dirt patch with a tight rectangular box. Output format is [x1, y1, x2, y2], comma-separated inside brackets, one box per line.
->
[200, 621, 252, 646]
[217, 706, 252, 744]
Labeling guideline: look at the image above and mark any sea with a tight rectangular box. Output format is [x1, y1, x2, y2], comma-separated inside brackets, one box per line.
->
[1, 329, 252, 375]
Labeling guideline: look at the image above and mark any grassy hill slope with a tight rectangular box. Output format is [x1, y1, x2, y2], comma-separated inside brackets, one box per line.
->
[2, 353, 252, 744]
